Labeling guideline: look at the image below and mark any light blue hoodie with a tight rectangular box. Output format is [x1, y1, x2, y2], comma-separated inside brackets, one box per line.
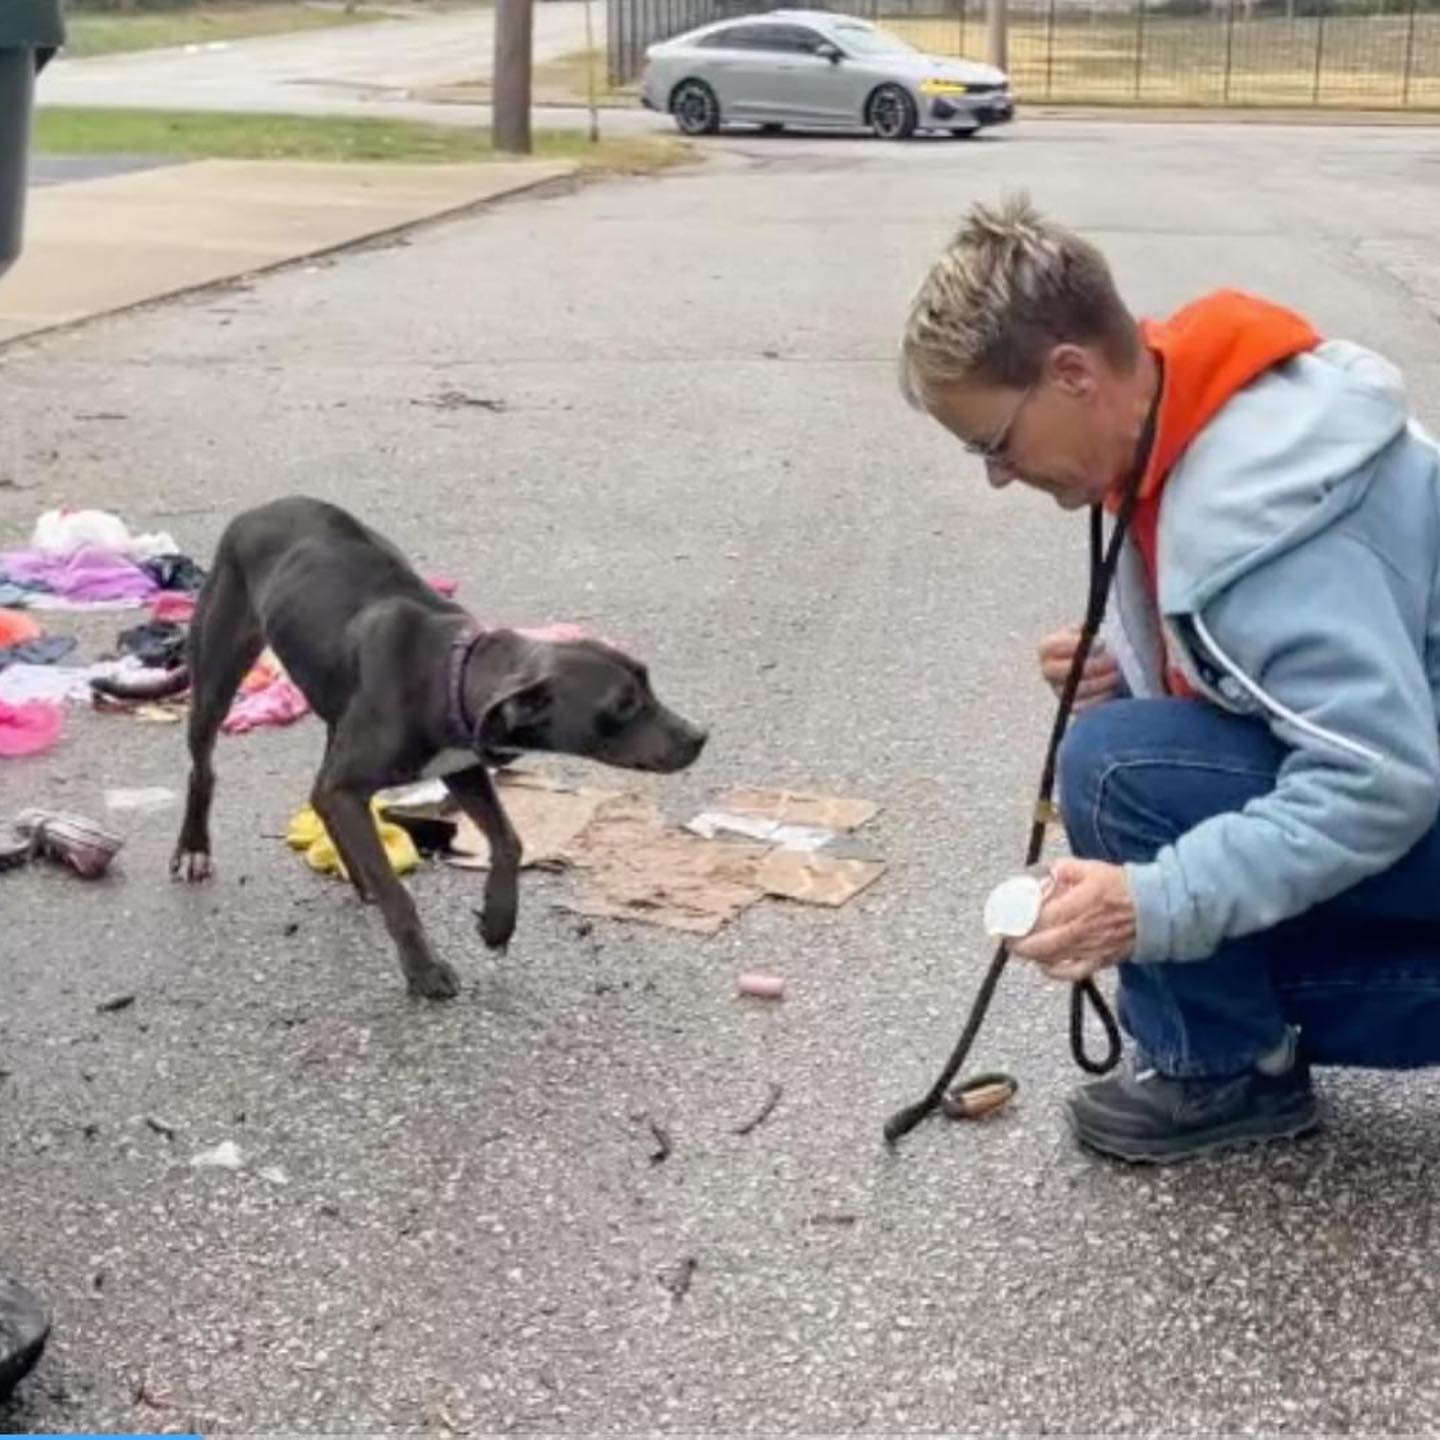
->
[1101, 339, 1440, 962]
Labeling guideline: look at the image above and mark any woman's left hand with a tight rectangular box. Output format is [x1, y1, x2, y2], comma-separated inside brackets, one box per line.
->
[1008, 857, 1137, 982]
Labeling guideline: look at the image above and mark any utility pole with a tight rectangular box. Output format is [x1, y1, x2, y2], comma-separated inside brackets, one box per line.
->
[986, 0, 1008, 73]
[493, 0, 535, 155]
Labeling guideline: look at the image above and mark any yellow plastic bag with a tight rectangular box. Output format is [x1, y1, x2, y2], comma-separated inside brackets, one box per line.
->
[285, 800, 419, 880]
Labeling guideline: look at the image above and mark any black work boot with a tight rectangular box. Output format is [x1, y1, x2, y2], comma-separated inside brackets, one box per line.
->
[1066, 1048, 1320, 1164]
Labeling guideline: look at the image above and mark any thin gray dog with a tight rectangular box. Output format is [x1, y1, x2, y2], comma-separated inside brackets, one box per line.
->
[95, 496, 708, 999]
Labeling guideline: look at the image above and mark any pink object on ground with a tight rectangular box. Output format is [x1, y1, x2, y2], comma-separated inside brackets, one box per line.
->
[0, 699, 64, 757]
[427, 576, 459, 598]
[151, 592, 197, 624]
[737, 972, 786, 1000]
[223, 675, 310, 735]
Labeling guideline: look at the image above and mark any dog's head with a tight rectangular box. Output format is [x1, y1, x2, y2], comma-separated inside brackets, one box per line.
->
[475, 636, 707, 774]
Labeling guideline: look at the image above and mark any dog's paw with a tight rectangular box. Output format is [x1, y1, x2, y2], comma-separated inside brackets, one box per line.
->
[476, 903, 516, 953]
[405, 958, 461, 1001]
[171, 849, 213, 883]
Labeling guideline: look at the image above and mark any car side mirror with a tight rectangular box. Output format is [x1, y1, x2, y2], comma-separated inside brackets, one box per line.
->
[815, 42, 843, 62]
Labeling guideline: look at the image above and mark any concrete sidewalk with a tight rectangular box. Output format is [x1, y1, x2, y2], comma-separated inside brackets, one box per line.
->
[0, 156, 575, 344]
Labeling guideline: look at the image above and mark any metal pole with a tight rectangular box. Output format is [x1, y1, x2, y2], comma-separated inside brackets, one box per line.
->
[1222, 0, 1236, 102]
[1311, 1, 1325, 103]
[584, 0, 601, 141]
[1045, 0, 1057, 98]
[1401, 0, 1418, 104]
[987, 0, 1008, 72]
[1133, 0, 1145, 99]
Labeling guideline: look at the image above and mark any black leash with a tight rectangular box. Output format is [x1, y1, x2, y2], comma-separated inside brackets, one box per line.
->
[883, 400, 1159, 1147]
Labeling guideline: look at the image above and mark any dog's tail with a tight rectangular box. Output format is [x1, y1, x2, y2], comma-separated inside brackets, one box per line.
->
[91, 666, 192, 701]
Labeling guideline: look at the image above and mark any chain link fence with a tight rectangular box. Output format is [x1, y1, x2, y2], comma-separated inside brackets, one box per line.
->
[609, 0, 1440, 107]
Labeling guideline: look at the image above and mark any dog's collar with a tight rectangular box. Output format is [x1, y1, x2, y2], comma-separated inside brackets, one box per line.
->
[446, 625, 492, 750]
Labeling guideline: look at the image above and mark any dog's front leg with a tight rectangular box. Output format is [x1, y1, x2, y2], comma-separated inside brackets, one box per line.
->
[312, 783, 460, 1000]
[443, 765, 522, 951]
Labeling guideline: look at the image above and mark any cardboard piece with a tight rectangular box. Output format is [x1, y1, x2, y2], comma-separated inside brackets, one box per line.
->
[370, 767, 889, 935]
[757, 850, 887, 907]
[560, 795, 769, 935]
[711, 786, 879, 832]
[448, 786, 612, 871]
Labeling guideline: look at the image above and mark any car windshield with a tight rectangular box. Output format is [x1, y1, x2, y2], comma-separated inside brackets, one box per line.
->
[830, 22, 918, 55]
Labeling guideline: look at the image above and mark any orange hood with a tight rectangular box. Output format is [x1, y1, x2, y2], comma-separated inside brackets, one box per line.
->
[1116, 289, 1321, 696]
[1130, 288, 1322, 503]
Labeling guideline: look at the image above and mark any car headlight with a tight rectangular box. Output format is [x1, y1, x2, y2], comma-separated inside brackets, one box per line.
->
[919, 79, 974, 95]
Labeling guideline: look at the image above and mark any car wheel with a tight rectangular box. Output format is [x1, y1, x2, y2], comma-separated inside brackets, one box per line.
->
[868, 84, 917, 140]
[671, 78, 721, 136]
[760, 122, 784, 134]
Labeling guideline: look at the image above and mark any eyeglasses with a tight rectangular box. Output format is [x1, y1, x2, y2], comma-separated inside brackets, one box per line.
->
[961, 384, 1035, 467]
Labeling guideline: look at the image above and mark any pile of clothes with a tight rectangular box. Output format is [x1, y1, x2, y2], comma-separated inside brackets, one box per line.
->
[0, 507, 208, 758]
[0, 507, 205, 610]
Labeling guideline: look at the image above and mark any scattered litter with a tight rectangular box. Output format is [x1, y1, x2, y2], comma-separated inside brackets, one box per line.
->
[442, 772, 613, 872]
[646, 1117, 673, 1165]
[0, 609, 40, 648]
[737, 972, 786, 1000]
[30, 507, 180, 564]
[0, 698, 63, 757]
[0, 635, 77, 671]
[150, 592, 196, 624]
[105, 786, 177, 814]
[31, 508, 134, 557]
[96, 993, 136, 1014]
[0, 664, 96, 705]
[661, 1256, 698, 1302]
[685, 810, 833, 852]
[190, 1140, 244, 1171]
[144, 1115, 177, 1140]
[117, 619, 186, 670]
[12, 809, 123, 878]
[756, 850, 886, 908]
[712, 786, 879, 832]
[412, 390, 508, 413]
[377, 778, 450, 811]
[562, 794, 767, 935]
[286, 799, 419, 879]
[222, 652, 310, 734]
[258, 1165, 289, 1187]
[0, 545, 157, 605]
[733, 1082, 783, 1136]
[290, 767, 888, 938]
[138, 553, 205, 593]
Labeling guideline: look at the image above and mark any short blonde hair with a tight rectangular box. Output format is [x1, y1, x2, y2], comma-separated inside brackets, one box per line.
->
[899, 192, 1138, 409]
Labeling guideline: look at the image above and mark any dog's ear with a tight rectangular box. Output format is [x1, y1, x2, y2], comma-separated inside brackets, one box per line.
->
[478, 676, 553, 749]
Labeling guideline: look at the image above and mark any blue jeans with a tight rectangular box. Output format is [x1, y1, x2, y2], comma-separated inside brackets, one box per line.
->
[1059, 698, 1440, 1076]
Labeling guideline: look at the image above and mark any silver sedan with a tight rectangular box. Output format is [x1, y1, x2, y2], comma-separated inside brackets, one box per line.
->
[639, 9, 1014, 140]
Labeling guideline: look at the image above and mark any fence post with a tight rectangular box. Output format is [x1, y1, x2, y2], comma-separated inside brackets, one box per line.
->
[1401, 0, 1418, 104]
[1045, 0, 1057, 98]
[1222, 0, 1236, 101]
[1133, 0, 1145, 100]
[1311, 2, 1326, 103]
[987, 0, 1009, 72]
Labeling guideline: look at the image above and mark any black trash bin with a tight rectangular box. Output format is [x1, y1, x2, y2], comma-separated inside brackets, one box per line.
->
[0, 8, 65, 1407]
[0, 0, 65, 282]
